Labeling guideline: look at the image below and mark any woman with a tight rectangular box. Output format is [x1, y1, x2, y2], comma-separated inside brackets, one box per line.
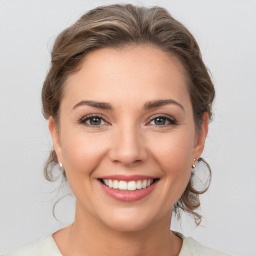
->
[6, 4, 229, 256]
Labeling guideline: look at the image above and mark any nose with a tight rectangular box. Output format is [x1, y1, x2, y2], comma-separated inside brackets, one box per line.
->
[108, 124, 147, 167]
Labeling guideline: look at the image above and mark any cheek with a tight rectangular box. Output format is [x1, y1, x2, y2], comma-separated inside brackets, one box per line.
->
[60, 128, 108, 180]
[151, 130, 194, 167]
[148, 129, 194, 190]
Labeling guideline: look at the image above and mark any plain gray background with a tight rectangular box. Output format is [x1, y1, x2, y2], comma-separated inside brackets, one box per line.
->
[0, 0, 255, 255]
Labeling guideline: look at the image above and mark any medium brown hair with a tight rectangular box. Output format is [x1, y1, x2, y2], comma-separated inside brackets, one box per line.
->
[42, 4, 214, 225]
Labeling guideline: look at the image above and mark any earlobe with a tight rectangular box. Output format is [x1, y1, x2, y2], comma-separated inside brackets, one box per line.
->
[48, 116, 63, 164]
[193, 112, 209, 157]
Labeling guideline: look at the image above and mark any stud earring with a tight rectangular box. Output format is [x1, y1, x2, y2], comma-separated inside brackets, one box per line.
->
[59, 162, 63, 168]
[192, 158, 197, 169]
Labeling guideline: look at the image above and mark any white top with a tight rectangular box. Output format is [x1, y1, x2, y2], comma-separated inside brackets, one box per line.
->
[4, 231, 230, 256]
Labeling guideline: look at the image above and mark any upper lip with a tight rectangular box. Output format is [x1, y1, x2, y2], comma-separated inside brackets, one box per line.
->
[98, 175, 159, 182]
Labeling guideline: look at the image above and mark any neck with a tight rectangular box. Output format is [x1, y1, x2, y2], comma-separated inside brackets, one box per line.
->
[54, 203, 182, 256]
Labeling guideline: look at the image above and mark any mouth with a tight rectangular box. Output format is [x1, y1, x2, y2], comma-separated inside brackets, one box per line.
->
[97, 178, 160, 191]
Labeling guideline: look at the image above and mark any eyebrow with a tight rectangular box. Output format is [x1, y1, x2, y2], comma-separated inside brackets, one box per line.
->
[73, 99, 185, 112]
[144, 99, 184, 111]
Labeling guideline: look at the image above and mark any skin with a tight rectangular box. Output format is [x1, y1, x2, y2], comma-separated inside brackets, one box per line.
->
[49, 44, 208, 256]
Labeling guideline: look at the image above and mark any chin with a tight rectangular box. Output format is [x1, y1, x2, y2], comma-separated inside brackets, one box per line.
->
[98, 208, 158, 232]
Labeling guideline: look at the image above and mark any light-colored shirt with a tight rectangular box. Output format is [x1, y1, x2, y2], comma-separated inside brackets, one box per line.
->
[4, 231, 230, 256]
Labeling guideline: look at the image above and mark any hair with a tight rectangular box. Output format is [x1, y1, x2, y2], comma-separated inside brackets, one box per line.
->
[42, 4, 214, 226]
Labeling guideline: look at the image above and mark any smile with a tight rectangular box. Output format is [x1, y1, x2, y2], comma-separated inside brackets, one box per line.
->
[101, 179, 156, 191]
[98, 175, 159, 202]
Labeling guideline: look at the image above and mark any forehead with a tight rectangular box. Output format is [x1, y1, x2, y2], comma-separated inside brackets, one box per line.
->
[62, 44, 191, 109]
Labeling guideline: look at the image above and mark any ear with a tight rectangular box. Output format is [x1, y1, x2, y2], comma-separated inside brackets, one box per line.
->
[193, 112, 209, 158]
[48, 116, 63, 164]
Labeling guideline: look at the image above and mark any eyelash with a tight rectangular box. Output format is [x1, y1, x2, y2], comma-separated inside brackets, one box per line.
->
[79, 114, 107, 127]
[149, 115, 176, 126]
[79, 114, 177, 127]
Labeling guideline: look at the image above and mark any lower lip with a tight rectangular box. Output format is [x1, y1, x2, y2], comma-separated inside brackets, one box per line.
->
[99, 180, 158, 202]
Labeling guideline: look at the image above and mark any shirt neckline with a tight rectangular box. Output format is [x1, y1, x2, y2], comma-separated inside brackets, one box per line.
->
[49, 230, 186, 255]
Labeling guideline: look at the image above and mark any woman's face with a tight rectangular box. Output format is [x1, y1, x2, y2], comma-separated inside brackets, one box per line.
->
[50, 45, 208, 231]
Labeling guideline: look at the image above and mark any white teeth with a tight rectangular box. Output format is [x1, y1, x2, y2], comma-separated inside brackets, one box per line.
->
[136, 180, 142, 189]
[119, 181, 127, 190]
[127, 181, 136, 191]
[142, 180, 147, 189]
[113, 180, 119, 189]
[108, 179, 113, 188]
[102, 179, 155, 191]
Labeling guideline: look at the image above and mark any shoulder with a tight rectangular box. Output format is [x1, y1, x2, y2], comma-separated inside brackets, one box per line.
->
[181, 237, 230, 256]
[173, 231, 230, 256]
[4, 235, 62, 256]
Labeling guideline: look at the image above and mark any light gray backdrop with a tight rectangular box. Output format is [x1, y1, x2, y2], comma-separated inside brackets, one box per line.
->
[0, 0, 255, 255]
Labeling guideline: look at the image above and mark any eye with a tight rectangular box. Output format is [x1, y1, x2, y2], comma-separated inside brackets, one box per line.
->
[148, 115, 176, 126]
[79, 114, 108, 126]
